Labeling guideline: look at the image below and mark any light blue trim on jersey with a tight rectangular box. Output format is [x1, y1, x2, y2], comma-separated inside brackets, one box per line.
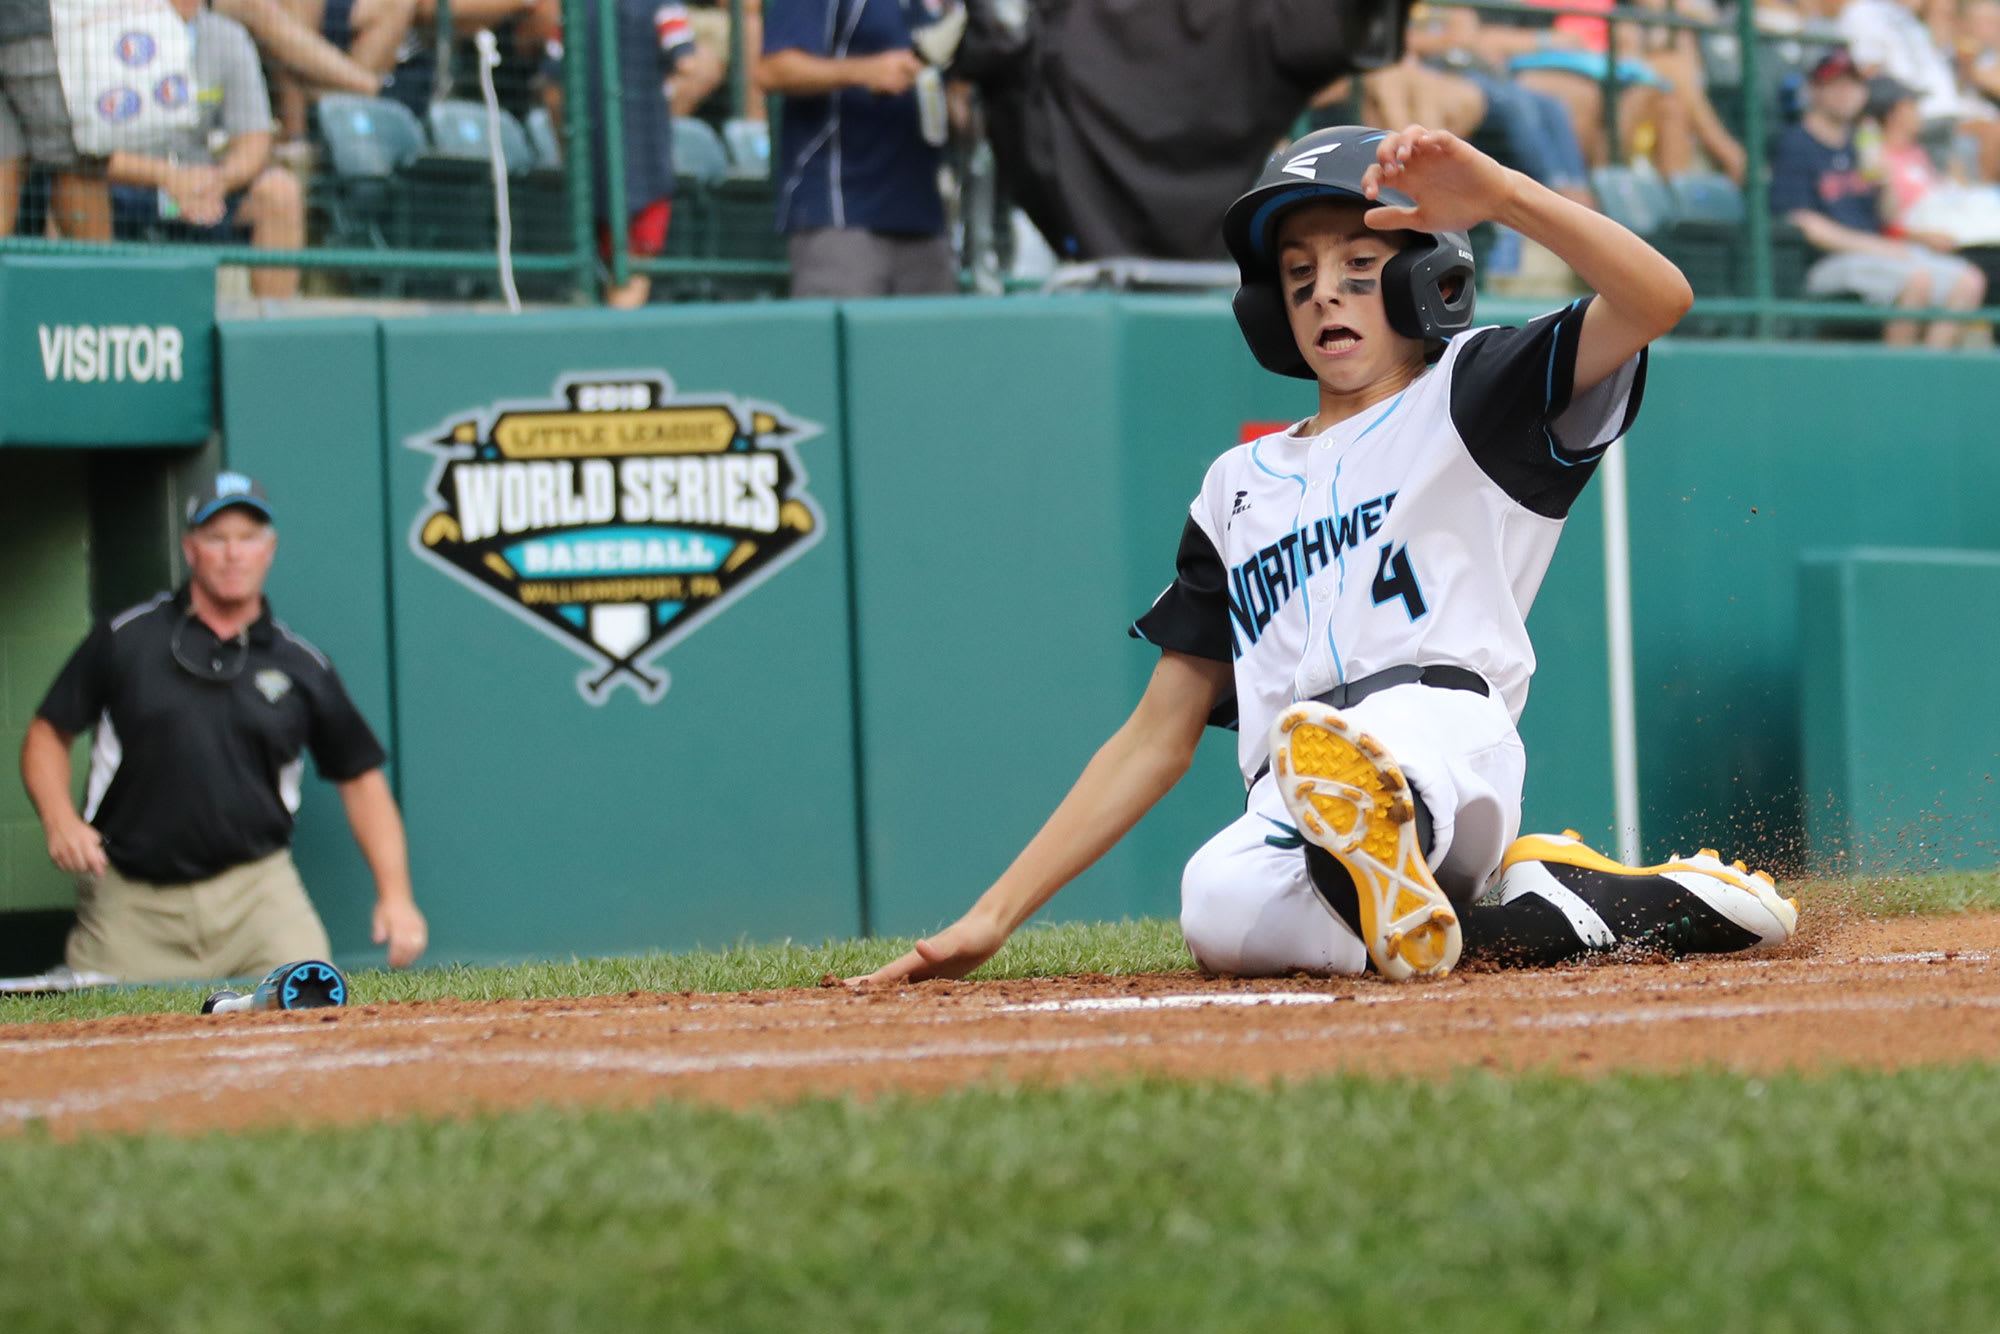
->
[1543, 298, 1599, 468]
[1250, 437, 1306, 490]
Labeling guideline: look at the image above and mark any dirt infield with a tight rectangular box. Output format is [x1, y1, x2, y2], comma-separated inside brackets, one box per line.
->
[6, 913, 2000, 1139]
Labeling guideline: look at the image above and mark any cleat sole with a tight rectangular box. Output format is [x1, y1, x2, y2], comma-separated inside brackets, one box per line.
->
[1268, 703, 1461, 981]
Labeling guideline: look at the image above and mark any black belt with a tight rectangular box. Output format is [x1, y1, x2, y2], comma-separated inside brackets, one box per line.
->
[1250, 664, 1488, 786]
[1313, 663, 1487, 709]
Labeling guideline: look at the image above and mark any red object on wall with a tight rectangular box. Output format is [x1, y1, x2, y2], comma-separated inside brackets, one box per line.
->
[1240, 421, 1289, 443]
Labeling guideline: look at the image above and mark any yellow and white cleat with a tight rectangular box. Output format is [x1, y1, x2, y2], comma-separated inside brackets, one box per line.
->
[1497, 830, 1799, 954]
[1269, 701, 1460, 980]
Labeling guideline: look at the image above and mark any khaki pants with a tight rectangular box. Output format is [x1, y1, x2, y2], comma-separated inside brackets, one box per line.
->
[66, 849, 332, 983]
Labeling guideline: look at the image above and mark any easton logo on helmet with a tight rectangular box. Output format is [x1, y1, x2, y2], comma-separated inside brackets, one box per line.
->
[1282, 144, 1339, 179]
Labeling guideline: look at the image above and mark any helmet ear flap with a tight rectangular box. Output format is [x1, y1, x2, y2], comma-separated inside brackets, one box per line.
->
[1232, 283, 1316, 380]
[1379, 245, 1428, 341]
[1380, 234, 1477, 340]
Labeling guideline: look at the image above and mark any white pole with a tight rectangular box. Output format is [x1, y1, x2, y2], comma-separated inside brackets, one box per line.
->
[1600, 436, 1642, 863]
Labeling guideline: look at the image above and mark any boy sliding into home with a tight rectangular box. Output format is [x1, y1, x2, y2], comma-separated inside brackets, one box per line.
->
[851, 125, 1798, 987]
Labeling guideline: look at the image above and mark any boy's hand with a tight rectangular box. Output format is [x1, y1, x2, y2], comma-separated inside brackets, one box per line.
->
[845, 910, 1011, 987]
[1361, 126, 1521, 235]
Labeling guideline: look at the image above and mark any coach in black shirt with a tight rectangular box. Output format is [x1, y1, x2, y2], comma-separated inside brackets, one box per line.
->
[19, 473, 428, 981]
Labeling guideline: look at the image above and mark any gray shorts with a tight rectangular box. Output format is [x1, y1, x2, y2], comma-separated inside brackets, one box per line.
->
[788, 227, 958, 299]
[1804, 247, 1978, 307]
[0, 34, 82, 166]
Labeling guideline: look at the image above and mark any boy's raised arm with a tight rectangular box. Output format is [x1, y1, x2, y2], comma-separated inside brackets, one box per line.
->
[847, 650, 1232, 986]
[1360, 126, 1694, 393]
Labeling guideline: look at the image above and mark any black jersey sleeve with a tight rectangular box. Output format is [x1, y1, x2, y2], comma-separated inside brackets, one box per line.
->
[1448, 297, 1647, 518]
[1129, 513, 1239, 730]
[1130, 514, 1233, 662]
[304, 664, 388, 782]
[36, 620, 116, 737]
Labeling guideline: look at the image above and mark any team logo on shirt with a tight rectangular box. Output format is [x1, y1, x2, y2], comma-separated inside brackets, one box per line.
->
[114, 31, 156, 66]
[406, 372, 825, 704]
[96, 87, 141, 122]
[254, 669, 292, 704]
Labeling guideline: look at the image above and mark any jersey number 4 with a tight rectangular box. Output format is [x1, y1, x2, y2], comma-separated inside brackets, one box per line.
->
[1371, 543, 1427, 620]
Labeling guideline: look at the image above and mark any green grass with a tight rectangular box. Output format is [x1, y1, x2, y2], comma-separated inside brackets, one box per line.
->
[0, 917, 1196, 1025]
[4, 1068, 2000, 1331]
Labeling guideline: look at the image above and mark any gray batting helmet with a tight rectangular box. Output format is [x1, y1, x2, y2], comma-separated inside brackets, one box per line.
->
[1222, 126, 1476, 378]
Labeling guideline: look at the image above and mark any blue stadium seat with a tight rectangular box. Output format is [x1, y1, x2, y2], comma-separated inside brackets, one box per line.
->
[316, 95, 427, 178]
[426, 100, 537, 174]
[722, 118, 769, 177]
[1590, 164, 1674, 237]
[524, 105, 562, 169]
[309, 95, 428, 258]
[673, 116, 731, 187]
[1670, 172, 1745, 228]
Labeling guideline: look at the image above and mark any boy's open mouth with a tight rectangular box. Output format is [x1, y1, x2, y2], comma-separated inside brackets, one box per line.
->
[1317, 325, 1360, 354]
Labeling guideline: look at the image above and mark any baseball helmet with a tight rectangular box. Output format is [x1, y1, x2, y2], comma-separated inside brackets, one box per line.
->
[1222, 127, 1476, 379]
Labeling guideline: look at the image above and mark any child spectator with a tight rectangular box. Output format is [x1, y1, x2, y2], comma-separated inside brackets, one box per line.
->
[1871, 72, 2000, 295]
[1771, 47, 1985, 345]
[548, 0, 705, 306]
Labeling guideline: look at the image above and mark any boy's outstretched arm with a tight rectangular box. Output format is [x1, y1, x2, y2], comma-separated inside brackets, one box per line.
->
[1361, 125, 1695, 392]
[847, 650, 1232, 986]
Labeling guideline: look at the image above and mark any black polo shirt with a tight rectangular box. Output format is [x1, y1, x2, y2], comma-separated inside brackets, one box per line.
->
[37, 588, 387, 885]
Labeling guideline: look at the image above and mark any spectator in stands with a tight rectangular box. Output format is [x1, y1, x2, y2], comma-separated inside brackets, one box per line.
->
[0, 0, 110, 239]
[1839, 0, 2000, 177]
[1771, 47, 1985, 345]
[19, 474, 428, 984]
[381, 0, 545, 123]
[105, 0, 304, 298]
[677, 0, 743, 119]
[1406, 4, 1596, 203]
[757, 0, 957, 298]
[212, 0, 397, 128]
[268, 0, 413, 139]
[1361, 51, 1488, 144]
[541, 0, 705, 307]
[1871, 72, 2000, 294]
[1957, 0, 2000, 110]
[1502, 0, 1747, 181]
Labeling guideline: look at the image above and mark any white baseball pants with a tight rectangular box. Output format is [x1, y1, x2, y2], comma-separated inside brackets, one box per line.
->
[1179, 683, 1526, 976]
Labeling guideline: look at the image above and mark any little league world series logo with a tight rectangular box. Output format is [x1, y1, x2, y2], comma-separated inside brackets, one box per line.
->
[407, 371, 824, 703]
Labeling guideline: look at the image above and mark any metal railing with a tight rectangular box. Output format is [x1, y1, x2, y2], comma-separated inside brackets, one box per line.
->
[2, 0, 1993, 333]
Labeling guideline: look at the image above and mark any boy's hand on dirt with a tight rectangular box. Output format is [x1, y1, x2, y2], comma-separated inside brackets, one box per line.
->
[1361, 126, 1518, 234]
[845, 913, 1010, 987]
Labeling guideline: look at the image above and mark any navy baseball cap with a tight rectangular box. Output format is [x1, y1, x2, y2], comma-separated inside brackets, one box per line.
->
[186, 472, 274, 527]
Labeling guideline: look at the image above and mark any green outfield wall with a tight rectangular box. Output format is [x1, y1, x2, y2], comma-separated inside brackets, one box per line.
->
[1800, 548, 2000, 874]
[3, 286, 1996, 971]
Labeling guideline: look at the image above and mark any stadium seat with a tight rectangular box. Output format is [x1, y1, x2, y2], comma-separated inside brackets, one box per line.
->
[524, 105, 562, 169]
[316, 94, 427, 179]
[426, 99, 537, 173]
[1659, 171, 1745, 301]
[309, 95, 428, 257]
[673, 116, 732, 187]
[1589, 163, 1675, 237]
[722, 118, 769, 177]
[1669, 172, 1744, 228]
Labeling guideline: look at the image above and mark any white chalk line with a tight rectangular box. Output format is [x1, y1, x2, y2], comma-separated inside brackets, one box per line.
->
[996, 993, 1345, 1014]
[7, 987, 2000, 1127]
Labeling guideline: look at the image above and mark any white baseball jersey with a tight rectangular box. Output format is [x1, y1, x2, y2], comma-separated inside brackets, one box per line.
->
[1132, 298, 1645, 785]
